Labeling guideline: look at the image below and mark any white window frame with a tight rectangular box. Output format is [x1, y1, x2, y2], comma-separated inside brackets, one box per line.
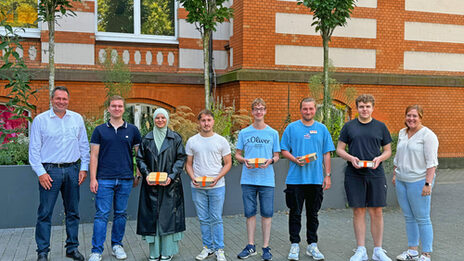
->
[95, 0, 179, 44]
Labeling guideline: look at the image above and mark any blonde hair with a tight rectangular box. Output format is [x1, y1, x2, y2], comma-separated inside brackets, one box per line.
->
[251, 98, 266, 110]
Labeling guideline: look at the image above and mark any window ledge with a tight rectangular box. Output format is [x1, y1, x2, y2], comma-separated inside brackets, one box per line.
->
[0, 27, 40, 38]
[95, 32, 178, 44]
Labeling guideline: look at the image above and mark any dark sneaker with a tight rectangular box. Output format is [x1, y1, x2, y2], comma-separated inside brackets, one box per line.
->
[237, 244, 257, 259]
[262, 247, 272, 261]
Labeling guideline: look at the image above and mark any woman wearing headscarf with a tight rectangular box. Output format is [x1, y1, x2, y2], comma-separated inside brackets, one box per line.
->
[393, 105, 439, 261]
[136, 108, 187, 261]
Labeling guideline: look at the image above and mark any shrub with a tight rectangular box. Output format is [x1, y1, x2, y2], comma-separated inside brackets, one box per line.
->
[0, 134, 29, 165]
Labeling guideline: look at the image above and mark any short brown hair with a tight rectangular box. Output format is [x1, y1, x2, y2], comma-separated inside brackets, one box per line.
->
[197, 109, 214, 120]
[108, 95, 125, 106]
[355, 94, 375, 107]
[251, 98, 266, 110]
[405, 105, 424, 129]
[51, 86, 69, 98]
[299, 97, 316, 109]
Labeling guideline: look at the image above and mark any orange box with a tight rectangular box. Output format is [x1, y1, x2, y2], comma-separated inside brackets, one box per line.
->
[195, 176, 215, 187]
[147, 172, 168, 185]
[298, 153, 317, 164]
[358, 160, 375, 168]
[247, 158, 267, 168]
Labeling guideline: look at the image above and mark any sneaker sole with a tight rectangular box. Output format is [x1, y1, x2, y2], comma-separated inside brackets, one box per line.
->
[112, 252, 127, 260]
[238, 252, 257, 259]
[306, 251, 324, 261]
[196, 253, 214, 261]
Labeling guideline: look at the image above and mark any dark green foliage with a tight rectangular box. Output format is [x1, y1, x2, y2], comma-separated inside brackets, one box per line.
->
[297, 0, 356, 125]
[37, 0, 79, 23]
[0, 135, 29, 165]
[179, 0, 233, 34]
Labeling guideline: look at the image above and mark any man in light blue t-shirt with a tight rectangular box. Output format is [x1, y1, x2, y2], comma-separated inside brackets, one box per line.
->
[281, 97, 335, 261]
[235, 98, 280, 261]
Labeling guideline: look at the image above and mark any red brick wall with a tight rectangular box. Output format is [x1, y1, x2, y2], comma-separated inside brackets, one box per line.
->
[216, 81, 464, 158]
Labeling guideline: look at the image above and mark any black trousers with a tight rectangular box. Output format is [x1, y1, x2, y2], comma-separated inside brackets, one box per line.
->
[285, 184, 323, 244]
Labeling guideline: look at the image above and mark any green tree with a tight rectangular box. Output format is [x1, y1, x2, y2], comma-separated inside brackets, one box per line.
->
[178, 0, 233, 109]
[100, 49, 132, 105]
[308, 65, 356, 151]
[38, 0, 80, 105]
[298, 0, 356, 124]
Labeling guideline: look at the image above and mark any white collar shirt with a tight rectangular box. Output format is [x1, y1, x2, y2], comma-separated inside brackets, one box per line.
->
[28, 109, 90, 176]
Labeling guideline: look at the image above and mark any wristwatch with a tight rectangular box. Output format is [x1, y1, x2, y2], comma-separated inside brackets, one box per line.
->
[425, 182, 430, 186]
[325, 173, 331, 177]
[271, 159, 275, 164]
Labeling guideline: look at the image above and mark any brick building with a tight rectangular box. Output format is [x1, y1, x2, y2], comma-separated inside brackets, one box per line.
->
[1, 0, 463, 164]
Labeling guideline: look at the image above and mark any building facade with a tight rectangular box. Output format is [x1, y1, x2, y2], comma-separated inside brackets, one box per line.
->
[1, 0, 463, 162]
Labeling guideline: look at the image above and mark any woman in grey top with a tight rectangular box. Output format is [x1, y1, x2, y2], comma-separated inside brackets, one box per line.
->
[392, 105, 439, 261]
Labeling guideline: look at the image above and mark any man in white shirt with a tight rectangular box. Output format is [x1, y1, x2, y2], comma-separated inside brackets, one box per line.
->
[29, 86, 90, 261]
[185, 109, 232, 261]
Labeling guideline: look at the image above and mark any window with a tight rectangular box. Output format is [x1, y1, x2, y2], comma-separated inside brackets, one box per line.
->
[126, 103, 161, 136]
[0, 0, 39, 38]
[96, 0, 178, 44]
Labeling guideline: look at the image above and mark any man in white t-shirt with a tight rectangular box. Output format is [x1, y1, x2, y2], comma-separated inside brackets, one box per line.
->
[186, 109, 232, 261]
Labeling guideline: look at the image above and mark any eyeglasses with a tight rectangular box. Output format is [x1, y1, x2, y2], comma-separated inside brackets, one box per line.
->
[252, 108, 266, 112]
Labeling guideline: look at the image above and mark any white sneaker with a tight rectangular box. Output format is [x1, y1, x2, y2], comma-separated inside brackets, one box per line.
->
[88, 253, 102, 261]
[112, 245, 128, 260]
[215, 249, 227, 261]
[160, 256, 173, 261]
[417, 255, 431, 261]
[196, 246, 214, 260]
[306, 243, 325, 260]
[372, 248, 392, 261]
[396, 250, 419, 260]
[288, 243, 299, 260]
[350, 247, 368, 261]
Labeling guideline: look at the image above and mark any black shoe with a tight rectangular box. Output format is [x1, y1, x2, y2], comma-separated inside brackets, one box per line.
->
[37, 253, 48, 261]
[66, 249, 84, 261]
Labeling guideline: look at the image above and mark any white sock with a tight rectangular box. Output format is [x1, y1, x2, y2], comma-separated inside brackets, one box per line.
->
[374, 247, 383, 252]
[357, 246, 366, 251]
[407, 249, 419, 256]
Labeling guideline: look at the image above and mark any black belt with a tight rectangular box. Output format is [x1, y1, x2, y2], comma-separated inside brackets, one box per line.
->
[43, 161, 78, 168]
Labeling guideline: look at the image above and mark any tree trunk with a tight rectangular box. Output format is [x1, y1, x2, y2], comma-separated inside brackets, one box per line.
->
[203, 30, 211, 109]
[48, 10, 55, 108]
[322, 35, 330, 125]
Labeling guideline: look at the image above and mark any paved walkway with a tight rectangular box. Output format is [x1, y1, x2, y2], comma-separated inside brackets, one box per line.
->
[1, 169, 463, 261]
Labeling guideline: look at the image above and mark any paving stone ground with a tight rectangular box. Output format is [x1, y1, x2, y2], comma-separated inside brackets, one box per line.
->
[1, 169, 462, 261]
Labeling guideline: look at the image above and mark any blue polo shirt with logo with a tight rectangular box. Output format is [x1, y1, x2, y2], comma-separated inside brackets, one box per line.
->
[281, 120, 335, 185]
[236, 125, 281, 187]
[90, 121, 141, 179]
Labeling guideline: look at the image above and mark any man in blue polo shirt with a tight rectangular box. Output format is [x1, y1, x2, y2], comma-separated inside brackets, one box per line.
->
[88, 95, 141, 261]
[281, 97, 335, 261]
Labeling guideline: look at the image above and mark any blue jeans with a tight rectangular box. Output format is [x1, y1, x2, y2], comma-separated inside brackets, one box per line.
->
[396, 179, 433, 252]
[36, 163, 80, 254]
[241, 185, 274, 218]
[91, 179, 133, 254]
[191, 186, 226, 250]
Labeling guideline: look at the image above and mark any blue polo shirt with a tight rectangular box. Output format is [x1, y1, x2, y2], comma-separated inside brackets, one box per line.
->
[90, 121, 141, 179]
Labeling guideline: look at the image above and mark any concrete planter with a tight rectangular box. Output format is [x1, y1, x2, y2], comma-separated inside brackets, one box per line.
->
[0, 159, 397, 228]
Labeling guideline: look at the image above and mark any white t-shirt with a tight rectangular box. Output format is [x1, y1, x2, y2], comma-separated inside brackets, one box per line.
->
[185, 133, 231, 189]
[394, 126, 439, 182]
